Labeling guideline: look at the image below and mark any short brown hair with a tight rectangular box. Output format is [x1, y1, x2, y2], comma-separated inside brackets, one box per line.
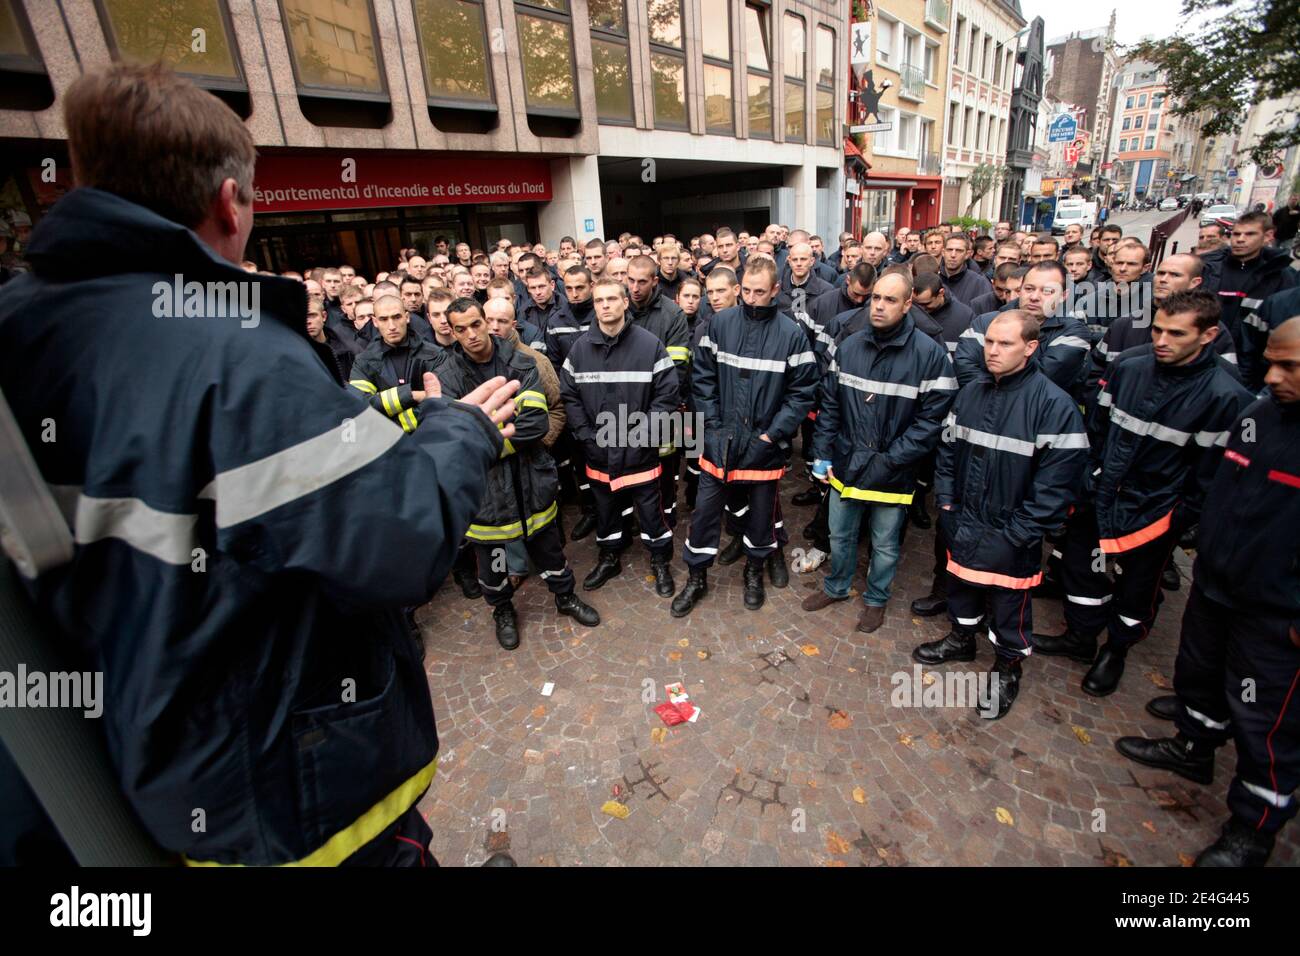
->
[64, 63, 255, 229]
[1158, 290, 1221, 332]
[989, 309, 1042, 343]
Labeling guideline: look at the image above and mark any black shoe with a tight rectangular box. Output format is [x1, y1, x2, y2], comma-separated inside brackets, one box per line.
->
[718, 535, 745, 566]
[912, 628, 977, 665]
[910, 584, 948, 617]
[1032, 628, 1097, 664]
[909, 496, 932, 530]
[1146, 695, 1180, 721]
[555, 591, 600, 627]
[766, 549, 790, 589]
[1194, 817, 1275, 867]
[493, 603, 520, 651]
[1082, 643, 1128, 697]
[1114, 733, 1215, 785]
[582, 550, 622, 591]
[792, 486, 822, 506]
[483, 852, 517, 867]
[570, 512, 597, 541]
[650, 556, 675, 597]
[453, 568, 482, 600]
[671, 568, 708, 618]
[743, 560, 766, 610]
[1161, 564, 1181, 591]
[978, 658, 1021, 720]
[1179, 523, 1199, 549]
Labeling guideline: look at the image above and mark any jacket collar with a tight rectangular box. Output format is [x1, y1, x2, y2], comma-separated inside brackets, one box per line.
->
[979, 361, 1037, 390]
[742, 301, 779, 322]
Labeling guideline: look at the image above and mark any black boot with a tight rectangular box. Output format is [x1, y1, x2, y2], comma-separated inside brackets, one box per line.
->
[1082, 642, 1128, 697]
[570, 511, 597, 541]
[912, 627, 977, 665]
[909, 495, 932, 530]
[978, 657, 1021, 720]
[718, 535, 745, 565]
[1114, 733, 1215, 785]
[493, 603, 520, 651]
[743, 559, 766, 610]
[1032, 628, 1097, 664]
[1161, 564, 1181, 590]
[1145, 695, 1180, 721]
[453, 568, 482, 600]
[910, 579, 948, 617]
[650, 555, 675, 597]
[555, 591, 600, 627]
[671, 567, 708, 618]
[582, 550, 622, 590]
[766, 548, 789, 588]
[792, 485, 822, 506]
[1194, 817, 1275, 867]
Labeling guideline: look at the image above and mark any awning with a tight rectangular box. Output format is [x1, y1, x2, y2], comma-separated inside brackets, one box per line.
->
[866, 179, 918, 189]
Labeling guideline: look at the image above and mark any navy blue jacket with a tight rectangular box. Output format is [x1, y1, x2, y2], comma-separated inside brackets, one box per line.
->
[939, 262, 993, 307]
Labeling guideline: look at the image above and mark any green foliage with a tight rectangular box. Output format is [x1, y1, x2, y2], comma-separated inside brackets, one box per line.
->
[963, 163, 1006, 217]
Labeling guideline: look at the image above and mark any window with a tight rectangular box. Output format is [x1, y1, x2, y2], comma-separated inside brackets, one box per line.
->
[975, 112, 984, 152]
[281, 0, 384, 94]
[590, 0, 631, 121]
[923, 42, 937, 83]
[1134, 114, 1143, 129]
[953, 16, 964, 65]
[967, 27, 978, 72]
[897, 112, 916, 156]
[1118, 138, 1126, 152]
[815, 25, 834, 145]
[96, 0, 242, 85]
[745, 3, 771, 138]
[647, 0, 687, 127]
[962, 105, 973, 147]
[1122, 116, 1130, 130]
[516, 0, 577, 113]
[992, 45, 1001, 88]
[876, 106, 898, 152]
[876, 17, 894, 66]
[702, 0, 733, 134]
[947, 100, 959, 145]
[982, 35, 990, 79]
[1138, 92, 1147, 107]
[1145, 135, 1154, 150]
[783, 12, 804, 142]
[903, 30, 920, 70]
[1152, 92, 1165, 108]
[412, 0, 494, 106]
[1125, 95, 1133, 109]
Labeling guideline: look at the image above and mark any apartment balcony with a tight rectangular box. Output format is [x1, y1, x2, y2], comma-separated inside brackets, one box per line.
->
[925, 0, 950, 31]
[919, 151, 943, 176]
[899, 63, 926, 102]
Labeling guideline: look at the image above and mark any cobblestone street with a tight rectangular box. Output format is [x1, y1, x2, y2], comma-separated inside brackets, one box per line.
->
[416, 475, 1300, 867]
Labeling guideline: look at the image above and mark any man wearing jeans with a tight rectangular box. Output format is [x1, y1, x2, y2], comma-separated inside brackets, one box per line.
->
[802, 272, 956, 632]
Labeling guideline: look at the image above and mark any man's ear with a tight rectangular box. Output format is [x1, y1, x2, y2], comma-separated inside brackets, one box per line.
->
[214, 178, 242, 237]
[1024, 339, 1041, 358]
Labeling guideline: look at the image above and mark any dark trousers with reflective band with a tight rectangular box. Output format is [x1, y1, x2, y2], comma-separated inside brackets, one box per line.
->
[1061, 506, 1176, 649]
[1176, 583, 1300, 834]
[946, 574, 1034, 662]
[684, 474, 780, 568]
[658, 450, 682, 528]
[590, 474, 674, 557]
[474, 519, 574, 607]
[567, 438, 597, 516]
[341, 804, 437, 867]
[724, 484, 789, 546]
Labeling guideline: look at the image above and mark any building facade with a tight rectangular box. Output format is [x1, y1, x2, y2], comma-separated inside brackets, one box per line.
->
[999, 13, 1042, 225]
[1043, 16, 1118, 185]
[1107, 60, 1175, 202]
[0, 0, 847, 274]
[941, 0, 1022, 223]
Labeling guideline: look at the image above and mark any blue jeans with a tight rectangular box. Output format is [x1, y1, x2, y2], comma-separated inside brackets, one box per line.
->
[824, 490, 907, 606]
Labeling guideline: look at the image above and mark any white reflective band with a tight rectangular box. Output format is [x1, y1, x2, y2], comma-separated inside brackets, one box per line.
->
[1242, 780, 1293, 808]
[920, 376, 958, 392]
[817, 330, 835, 348]
[955, 616, 983, 626]
[528, 339, 545, 350]
[652, 356, 676, 374]
[1066, 593, 1112, 605]
[621, 507, 634, 517]
[788, 351, 817, 366]
[539, 567, 569, 579]
[548, 326, 583, 334]
[478, 577, 510, 592]
[200, 406, 402, 529]
[1110, 407, 1192, 447]
[73, 495, 198, 566]
[1118, 614, 1143, 627]
[728, 505, 750, 518]
[684, 540, 718, 555]
[1243, 314, 1268, 332]
[1242, 298, 1262, 309]
[577, 482, 591, 491]
[1222, 352, 1238, 364]
[700, 338, 789, 375]
[641, 529, 674, 542]
[774, 520, 784, 529]
[946, 418, 1035, 457]
[1097, 390, 1114, 406]
[1194, 429, 1230, 447]
[596, 531, 623, 542]
[1036, 431, 1089, 449]
[960, 327, 985, 344]
[566, 369, 655, 383]
[1050, 549, 1063, 559]
[1097, 342, 1110, 356]
[838, 372, 919, 399]
[1050, 335, 1091, 350]
[1184, 705, 1230, 731]
[946, 341, 958, 352]
[742, 535, 776, 550]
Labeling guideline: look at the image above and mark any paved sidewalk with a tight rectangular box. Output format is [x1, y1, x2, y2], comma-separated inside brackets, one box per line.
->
[416, 476, 1299, 867]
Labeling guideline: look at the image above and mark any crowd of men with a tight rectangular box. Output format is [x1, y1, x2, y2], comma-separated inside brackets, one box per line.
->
[283, 208, 1300, 868]
[3, 65, 1297, 870]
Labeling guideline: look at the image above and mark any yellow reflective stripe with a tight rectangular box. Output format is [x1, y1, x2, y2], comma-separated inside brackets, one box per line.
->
[380, 388, 401, 417]
[398, 408, 418, 433]
[520, 401, 548, 412]
[516, 390, 547, 405]
[666, 346, 690, 363]
[500, 437, 516, 457]
[349, 379, 377, 395]
[465, 500, 558, 541]
[829, 475, 913, 505]
[182, 756, 438, 868]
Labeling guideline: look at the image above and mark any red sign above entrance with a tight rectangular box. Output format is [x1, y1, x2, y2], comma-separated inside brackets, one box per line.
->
[252, 153, 553, 213]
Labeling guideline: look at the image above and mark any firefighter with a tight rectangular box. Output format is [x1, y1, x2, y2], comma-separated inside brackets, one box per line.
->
[347, 294, 445, 434]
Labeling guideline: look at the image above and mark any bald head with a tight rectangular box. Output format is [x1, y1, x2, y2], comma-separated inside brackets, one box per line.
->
[483, 296, 516, 338]
[1273, 315, 1300, 346]
[861, 232, 890, 267]
[787, 241, 815, 280]
[1265, 316, 1300, 402]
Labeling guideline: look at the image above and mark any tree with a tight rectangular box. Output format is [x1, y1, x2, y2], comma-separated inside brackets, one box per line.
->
[964, 163, 1005, 217]
[1129, 0, 1300, 164]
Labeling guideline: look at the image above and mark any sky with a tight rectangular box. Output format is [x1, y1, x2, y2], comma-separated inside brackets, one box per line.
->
[1019, 1, 1191, 47]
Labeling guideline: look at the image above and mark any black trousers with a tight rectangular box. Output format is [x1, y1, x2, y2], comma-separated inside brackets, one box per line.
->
[658, 450, 682, 529]
[1174, 583, 1300, 835]
[342, 804, 437, 867]
[590, 470, 674, 557]
[473, 518, 574, 607]
[684, 475, 780, 568]
[947, 574, 1035, 662]
[566, 435, 596, 516]
[1060, 506, 1177, 649]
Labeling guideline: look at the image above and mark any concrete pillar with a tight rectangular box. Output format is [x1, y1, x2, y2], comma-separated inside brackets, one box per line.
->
[782, 161, 819, 230]
[539, 155, 605, 246]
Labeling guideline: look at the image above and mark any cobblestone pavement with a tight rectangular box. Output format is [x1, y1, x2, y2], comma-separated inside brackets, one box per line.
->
[416, 473, 1299, 867]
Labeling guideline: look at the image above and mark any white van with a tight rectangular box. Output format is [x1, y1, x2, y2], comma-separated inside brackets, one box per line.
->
[1051, 198, 1096, 235]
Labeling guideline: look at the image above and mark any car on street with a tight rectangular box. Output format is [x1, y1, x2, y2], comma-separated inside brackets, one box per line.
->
[1159, 197, 1179, 211]
[1200, 203, 1239, 226]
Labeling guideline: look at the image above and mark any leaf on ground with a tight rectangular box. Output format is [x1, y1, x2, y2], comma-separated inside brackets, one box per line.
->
[995, 807, 1015, 826]
[898, 733, 915, 748]
[697, 650, 711, 660]
[1102, 845, 1133, 867]
[667, 651, 683, 662]
[801, 643, 820, 656]
[600, 800, 630, 820]
[852, 786, 867, 804]
[825, 859, 848, 867]
[1071, 725, 1093, 745]
[1150, 789, 1178, 808]
[1141, 820, 1157, 834]
[677, 638, 690, 648]
[1177, 851, 1196, 867]
[569, 637, 582, 647]
[825, 830, 852, 854]
[922, 672, 937, 686]
[531, 705, 546, 719]
[1146, 670, 1173, 690]
[828, 710, 853, 729]
[650, 727, 668, 743]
